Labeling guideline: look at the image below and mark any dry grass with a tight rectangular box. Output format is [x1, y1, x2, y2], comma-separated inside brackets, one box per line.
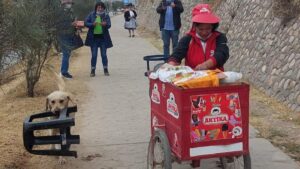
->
[0, 49, 88, 168]
[250, 87, 300, 163]
[137, 26, 163, 52]
[272, 0, 300, 24]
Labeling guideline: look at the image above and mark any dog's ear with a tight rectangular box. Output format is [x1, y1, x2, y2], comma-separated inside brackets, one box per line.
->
[46, 98, 50, 111]
[67, 96, 71, 106]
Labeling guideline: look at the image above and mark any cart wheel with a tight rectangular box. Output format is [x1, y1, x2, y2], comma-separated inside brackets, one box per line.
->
[147, 129, 172, 169]
[220, 154, 251, 169]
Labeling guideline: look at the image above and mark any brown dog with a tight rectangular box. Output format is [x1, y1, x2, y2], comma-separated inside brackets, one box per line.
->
[46, 91, 70, 113]
[46, 90, 71, 164]
[45, 69, 72, 164]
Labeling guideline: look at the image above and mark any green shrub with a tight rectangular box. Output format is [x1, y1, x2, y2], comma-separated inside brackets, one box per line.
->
[273, 0, 300, 25]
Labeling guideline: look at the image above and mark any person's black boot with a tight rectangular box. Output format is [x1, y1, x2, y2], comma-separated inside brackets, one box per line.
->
[90, 69, 95, 77]
[104, 68, 109, 76]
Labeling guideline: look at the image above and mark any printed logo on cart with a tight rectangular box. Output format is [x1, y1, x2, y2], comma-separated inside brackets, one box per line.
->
[152, 116, 159, 127]
[167, 93, 179, 119]
[231, 126, 243, 138]
[151, 83, 160, 104]
[203, 107, 228, 125]
[190, 93, 243, 142]
[191, 96, 207, 114]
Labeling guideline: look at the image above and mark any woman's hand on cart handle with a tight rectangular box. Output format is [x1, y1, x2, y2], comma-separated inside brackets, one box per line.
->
[161, 62, 176, 69]
[167, 61, 179, 66]
[195, 59, 215, 70]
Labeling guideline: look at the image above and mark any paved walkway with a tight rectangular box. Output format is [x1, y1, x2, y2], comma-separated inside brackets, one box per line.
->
[63, 15, 300, 169]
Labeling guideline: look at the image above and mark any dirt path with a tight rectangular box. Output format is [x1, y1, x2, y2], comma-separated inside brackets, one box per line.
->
[59, 15, 300, 169]
[1, 14, 299, 169]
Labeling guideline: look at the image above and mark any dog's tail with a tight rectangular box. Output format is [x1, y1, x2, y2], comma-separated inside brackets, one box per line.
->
[44, 64, 66, 91]
[54, 72, 66, 91]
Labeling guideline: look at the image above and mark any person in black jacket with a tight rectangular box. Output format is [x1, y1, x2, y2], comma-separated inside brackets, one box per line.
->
[124, 3, 137, 37]
[156, 0, 183, 58]
[57, 0, 83, 79]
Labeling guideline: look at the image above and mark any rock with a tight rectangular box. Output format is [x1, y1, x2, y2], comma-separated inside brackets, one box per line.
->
[283, 79, 291, 90]
[271, 68, 278, 75]
[297, 95, 300, 105]
[279, 79, 285, 88]
[297, 71, 300, 80]
[293, 22, 298, 30]
[273, 82, 279, 91]
[288, 53, 295, 62]
[262, 65, 267, 73]
[289, 36, 295, 43]
[287, 71, 294, 78]
[289, 59, 295, 68]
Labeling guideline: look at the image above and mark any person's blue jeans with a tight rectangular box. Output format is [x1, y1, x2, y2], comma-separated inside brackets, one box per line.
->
[161, 29, 179, 58]
[91, 41, 108, 70]
[61, 47, 71, 74]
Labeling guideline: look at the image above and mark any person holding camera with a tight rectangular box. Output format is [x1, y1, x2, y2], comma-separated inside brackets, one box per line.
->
[156, 0, 184, 59]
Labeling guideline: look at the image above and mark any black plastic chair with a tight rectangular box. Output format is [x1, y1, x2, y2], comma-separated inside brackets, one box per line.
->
[143, 55, 167, 76]
[23, 106, 79, 157]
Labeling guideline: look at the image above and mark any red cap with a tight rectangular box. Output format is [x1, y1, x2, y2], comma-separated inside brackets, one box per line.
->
[192, 4, 220, 24]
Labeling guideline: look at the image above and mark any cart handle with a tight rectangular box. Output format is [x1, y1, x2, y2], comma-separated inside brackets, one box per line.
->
[143, 55, 167, 76]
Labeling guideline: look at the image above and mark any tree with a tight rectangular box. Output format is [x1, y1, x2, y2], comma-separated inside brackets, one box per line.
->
[9, 0, 64, 97]
[73, 0, 95, 20]
[112, 1, 123, 11]
[0, 0, 13, 73]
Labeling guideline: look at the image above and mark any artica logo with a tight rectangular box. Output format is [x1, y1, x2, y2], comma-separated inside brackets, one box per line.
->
[200, 7, 210, 13]
[151, 83, 160, 104]
[203, 114, 229, 125]
[167, 93, 179, 119]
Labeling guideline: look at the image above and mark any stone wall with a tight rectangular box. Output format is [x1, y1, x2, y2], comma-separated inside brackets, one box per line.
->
[137, 0, 300, 111]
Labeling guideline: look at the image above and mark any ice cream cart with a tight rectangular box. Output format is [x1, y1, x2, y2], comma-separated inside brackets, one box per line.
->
[147, 78, 251, 169]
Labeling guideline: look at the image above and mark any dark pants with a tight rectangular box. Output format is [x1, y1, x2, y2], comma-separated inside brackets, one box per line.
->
[161, 29, 179, 58]
[61, 47, 71, 74]
[91, 40, 108, 70]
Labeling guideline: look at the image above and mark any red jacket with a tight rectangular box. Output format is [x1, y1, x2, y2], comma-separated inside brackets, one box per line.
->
[168, 29, 229, 71]
[186, 31, 220, 69]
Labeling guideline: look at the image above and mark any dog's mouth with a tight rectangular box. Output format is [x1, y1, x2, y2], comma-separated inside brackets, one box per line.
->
[51, 110, 61, 116]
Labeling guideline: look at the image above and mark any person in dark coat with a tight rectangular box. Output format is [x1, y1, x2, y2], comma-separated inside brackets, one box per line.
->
[124, 3, 137, 37]
[167, 4, 229, 71]
[156, 0, 184, 59]
[85, 2, 113, 77]
[57, 0, 83, 79]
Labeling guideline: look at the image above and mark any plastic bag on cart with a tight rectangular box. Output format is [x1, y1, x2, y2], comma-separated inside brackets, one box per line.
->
[149, 65, 194, 82]
[220, 71, 243, 83]
[171, 71, 208, 85]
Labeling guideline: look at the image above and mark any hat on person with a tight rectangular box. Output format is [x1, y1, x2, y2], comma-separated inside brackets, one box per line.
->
[191, 4, 220, 24]
[61, 0, 74, 4]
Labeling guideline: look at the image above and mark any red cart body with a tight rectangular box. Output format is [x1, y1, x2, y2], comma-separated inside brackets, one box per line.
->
[149, 78, 250, 161]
